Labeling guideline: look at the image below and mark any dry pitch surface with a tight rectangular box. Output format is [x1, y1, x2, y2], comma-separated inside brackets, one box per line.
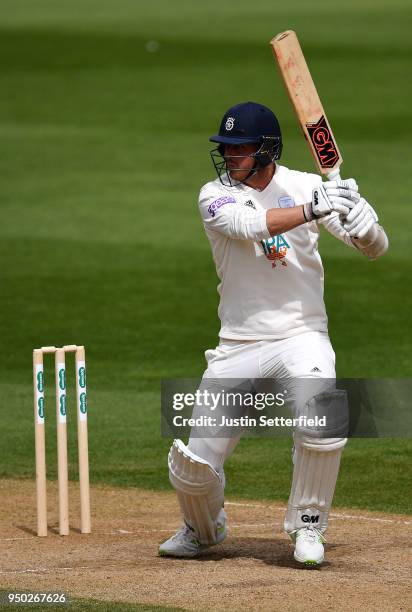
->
[0, 480, 411, 611]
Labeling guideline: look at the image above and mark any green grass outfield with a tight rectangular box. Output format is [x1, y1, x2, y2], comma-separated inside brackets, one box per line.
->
[0, 0, 411, 520]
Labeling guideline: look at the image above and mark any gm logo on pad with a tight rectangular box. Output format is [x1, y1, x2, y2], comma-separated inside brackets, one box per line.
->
[302, 515, 320, 524]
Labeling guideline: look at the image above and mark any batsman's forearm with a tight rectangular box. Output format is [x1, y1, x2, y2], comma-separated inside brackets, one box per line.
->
[266, 206, 307, 236]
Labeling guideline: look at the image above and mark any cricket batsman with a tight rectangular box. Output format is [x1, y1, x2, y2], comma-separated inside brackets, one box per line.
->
[159, 102, 388, 566]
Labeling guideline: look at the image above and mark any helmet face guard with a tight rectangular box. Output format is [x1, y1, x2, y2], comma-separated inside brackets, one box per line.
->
[209, 102, 283, 187]
[210, 136, 283, 187]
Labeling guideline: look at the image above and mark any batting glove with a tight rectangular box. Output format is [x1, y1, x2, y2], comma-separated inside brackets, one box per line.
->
[323, 178, 359, 193]
[323, 178, 360, 208]
[343, 197, 379, 239]
[304, 184, 354, 221]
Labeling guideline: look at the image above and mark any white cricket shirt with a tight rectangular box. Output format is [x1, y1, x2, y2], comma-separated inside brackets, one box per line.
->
[198, 164, 353, 340]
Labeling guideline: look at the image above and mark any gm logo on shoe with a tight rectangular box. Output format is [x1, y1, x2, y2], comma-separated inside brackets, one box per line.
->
[302, 515, 320, 523]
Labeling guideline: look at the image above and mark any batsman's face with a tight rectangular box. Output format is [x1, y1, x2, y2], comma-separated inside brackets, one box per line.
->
[224, 143, 259, 181]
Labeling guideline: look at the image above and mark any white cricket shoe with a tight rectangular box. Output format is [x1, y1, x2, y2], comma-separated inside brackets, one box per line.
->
[158, 516, 227, 558]
[293, 526, 325, 566]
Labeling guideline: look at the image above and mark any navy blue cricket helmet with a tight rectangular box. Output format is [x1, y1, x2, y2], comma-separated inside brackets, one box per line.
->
[209, 101, 282, 185]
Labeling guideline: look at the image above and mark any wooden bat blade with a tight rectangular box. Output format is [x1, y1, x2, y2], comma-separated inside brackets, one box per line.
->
[271, 30, 342, 176]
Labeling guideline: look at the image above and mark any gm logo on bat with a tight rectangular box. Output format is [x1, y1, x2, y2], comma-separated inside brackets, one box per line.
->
[306, 115, 339, 168]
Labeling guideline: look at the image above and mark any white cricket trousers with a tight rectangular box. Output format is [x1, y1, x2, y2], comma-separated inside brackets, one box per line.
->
[188, 331, 336, 472]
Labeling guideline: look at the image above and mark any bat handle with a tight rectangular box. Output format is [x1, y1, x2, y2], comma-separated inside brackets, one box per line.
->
[326, 168, 341, 181]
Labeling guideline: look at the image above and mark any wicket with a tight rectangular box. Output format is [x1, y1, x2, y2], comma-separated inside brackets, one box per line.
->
[33, 344, 91, 537]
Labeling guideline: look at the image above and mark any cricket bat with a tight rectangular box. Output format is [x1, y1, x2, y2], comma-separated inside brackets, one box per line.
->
[271, 30, 342, 180]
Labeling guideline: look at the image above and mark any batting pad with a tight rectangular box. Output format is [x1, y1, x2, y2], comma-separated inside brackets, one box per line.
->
[284, 436, 347, 535]
[168, 439, 225, 545]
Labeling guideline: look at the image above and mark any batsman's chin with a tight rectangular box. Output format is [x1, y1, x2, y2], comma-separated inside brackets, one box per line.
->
[228, 169, 247, 182]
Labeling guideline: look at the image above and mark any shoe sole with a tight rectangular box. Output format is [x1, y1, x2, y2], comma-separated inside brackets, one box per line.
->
[158, 549, 200, 558]
[294, 553, 323, 566]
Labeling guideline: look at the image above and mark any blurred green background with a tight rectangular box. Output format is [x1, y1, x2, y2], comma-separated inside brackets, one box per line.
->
[0, 0, 411, 513]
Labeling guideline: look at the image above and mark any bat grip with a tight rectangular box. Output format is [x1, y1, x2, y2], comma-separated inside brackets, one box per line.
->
[326, 168, 341, 181]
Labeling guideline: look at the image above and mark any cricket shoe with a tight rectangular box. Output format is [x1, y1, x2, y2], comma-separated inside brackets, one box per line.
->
[292, 526, 325, 566]
[158, 514, 227, 558]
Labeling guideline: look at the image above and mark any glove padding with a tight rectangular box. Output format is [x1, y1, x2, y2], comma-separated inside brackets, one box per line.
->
[305, 184, 355, 221]
[343, 197, 378, 239]
[323, 178, 359, 196]
[324, 178, 360, 209]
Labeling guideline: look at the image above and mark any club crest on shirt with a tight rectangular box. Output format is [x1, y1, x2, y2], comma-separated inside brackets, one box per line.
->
[260, 234, 290, 268]
[278, 195, 295, 208]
